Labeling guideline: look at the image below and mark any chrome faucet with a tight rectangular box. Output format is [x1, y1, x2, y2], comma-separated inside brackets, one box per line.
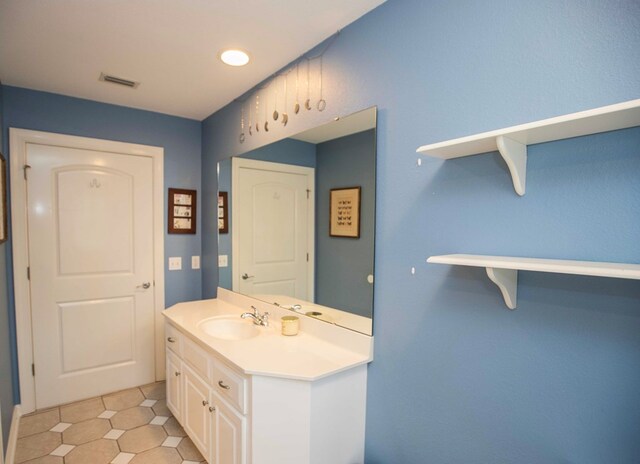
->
[241, 306, 269, 327]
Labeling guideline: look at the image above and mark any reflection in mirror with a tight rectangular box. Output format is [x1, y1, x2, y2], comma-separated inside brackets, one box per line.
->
[218, 107, 376, 335]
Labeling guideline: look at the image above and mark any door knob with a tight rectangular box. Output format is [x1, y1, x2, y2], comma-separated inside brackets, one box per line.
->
[241, 273, 255, 280]
[137, 282, 151, 289]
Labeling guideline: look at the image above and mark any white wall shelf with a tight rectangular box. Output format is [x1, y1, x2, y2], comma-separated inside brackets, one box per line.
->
[427, 254, 640, 310]
[417, 99, 640, 196]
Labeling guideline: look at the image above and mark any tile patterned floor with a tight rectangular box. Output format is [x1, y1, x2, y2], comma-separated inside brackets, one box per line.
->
[15, 382, 207, 464]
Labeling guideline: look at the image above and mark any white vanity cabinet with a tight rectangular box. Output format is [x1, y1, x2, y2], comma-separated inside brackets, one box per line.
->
[166, 323, 247, 464]
[162, 290, 373, 464]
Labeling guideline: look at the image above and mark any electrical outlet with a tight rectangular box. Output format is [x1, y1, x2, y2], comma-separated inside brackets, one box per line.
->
[192, 256, 200, 269]
[168, 257, 182, 270]
[219, 255, 228, 267]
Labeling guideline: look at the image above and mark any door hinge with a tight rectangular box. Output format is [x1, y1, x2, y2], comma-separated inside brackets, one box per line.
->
[32, 363, 35, 376]
[306, 253, 309, 262]
[24, 164, 32, 180]
[306, 189, 310, 199]
[27, 267, 31, 280]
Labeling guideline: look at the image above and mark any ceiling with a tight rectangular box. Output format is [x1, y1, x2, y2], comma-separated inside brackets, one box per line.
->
[0, 0, 385, 120]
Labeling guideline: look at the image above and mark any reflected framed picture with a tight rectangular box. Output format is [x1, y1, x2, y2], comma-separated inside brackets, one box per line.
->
[330, 186, 361, 238]
[168, 188, 197, 234]
[218, 192, 228, 234]
[0, 152, 6, 244]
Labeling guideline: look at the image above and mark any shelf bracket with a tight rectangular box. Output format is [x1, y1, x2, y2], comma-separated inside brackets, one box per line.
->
[485, 267, 518, 310]
[496, 135, 527, 196]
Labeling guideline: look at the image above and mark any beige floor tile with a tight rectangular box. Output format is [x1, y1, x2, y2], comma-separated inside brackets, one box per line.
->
[111, 452, 136, 464]
[110, 406, 154, 430]
[130, 446, 183, 464]
[62, 418, 111, 445]
[162, 416, 187, 437]
[20, 456, 64, 464]
[152, 398, 172, 416]
[140, 382, 166, 400]
[60, 397, 105, 423]
[64, 438, 119, 464]
[177, 436, 205, 461]
[118, 424, 167, 453]
[103, 388, 145, 411]
[18, 408, 60, 438]
[15, 431, 61, 463]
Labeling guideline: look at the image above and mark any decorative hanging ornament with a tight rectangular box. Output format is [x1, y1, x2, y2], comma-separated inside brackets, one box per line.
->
[282, 73, 289, 126]
[255, 94, 260, 132]
[273, 78, 279, 121]
[305, 59, 312, 111]
[317, 55, 326, 112]
[239, 105, 246, 143]
[264, 89, 269, 132]
[294, 62, 301, 114]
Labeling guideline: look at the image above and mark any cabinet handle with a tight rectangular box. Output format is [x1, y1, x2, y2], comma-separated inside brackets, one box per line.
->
[209, 406, 215, 413]
[218, 380, 231, 390]
[167, 337, 176, 343]
[202, 400, 209, 406]
[174, 371, 180, 377]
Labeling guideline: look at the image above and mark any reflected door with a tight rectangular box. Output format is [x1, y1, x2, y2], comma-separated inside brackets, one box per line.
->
[27, 143, 155, 409]
[232, 158, 314, 300]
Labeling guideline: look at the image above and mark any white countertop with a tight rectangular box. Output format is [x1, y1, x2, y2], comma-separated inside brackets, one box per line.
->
[163, 297, 373, 382]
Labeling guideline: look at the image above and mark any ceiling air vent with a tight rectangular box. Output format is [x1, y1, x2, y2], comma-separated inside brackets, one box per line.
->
[99, 73, 140, 89]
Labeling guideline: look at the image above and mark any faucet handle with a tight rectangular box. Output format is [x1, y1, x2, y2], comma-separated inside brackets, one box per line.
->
[262, 312, 270, 327]
[251, 305, 259, 315]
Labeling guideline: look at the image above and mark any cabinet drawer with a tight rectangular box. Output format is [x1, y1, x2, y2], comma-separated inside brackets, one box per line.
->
[183, 337, 211, 382]
[211, 361, 247, 414]
[165, 323, 183, 356]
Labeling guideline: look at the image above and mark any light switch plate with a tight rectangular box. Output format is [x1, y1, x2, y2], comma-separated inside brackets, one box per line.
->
[219, 255, 228, 267]
[192, 256, 200, 269]
[168, 257, 182, 270]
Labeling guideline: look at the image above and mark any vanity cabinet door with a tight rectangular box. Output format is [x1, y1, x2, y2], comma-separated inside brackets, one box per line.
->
[210, 392, 246, 464]
[183, 365, 211, 459]
[166, 350, 183, 422]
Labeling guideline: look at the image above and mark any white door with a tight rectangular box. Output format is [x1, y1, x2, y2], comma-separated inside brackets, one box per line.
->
[232, 158, 314, 300]
[27, 143, 155, 409]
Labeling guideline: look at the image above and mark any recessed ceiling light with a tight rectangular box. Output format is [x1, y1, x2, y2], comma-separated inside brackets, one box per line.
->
[219, 49, 250, 67]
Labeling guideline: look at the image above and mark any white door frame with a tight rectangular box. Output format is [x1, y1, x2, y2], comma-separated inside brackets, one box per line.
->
[10, 128, 166, 414]
[231, 157, 315, 300]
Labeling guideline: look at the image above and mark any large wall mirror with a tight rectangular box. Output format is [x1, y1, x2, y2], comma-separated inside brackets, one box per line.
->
[218, 106, 376, 335]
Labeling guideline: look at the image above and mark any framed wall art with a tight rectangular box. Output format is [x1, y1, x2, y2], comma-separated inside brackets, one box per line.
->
[0, 152, 6, 244]
[330, 186, 361, 238]
[168, 188, 197, 234]
[218, 191, 229, 234]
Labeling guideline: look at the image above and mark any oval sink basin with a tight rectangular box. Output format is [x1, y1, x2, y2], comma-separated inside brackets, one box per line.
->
[198, 316, 260, 341]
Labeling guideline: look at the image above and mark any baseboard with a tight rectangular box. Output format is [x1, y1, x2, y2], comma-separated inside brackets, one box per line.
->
[4, 405, 22, 464]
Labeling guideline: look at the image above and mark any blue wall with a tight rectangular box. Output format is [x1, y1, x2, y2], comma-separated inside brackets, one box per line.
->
[316, 129, 375, 317]
[217, 158, 233, 290]
[1, 86, 203, 404]
[240, 138, 316, 168]
[202, 0, 640, 462]
[0, 81, 14, 450]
